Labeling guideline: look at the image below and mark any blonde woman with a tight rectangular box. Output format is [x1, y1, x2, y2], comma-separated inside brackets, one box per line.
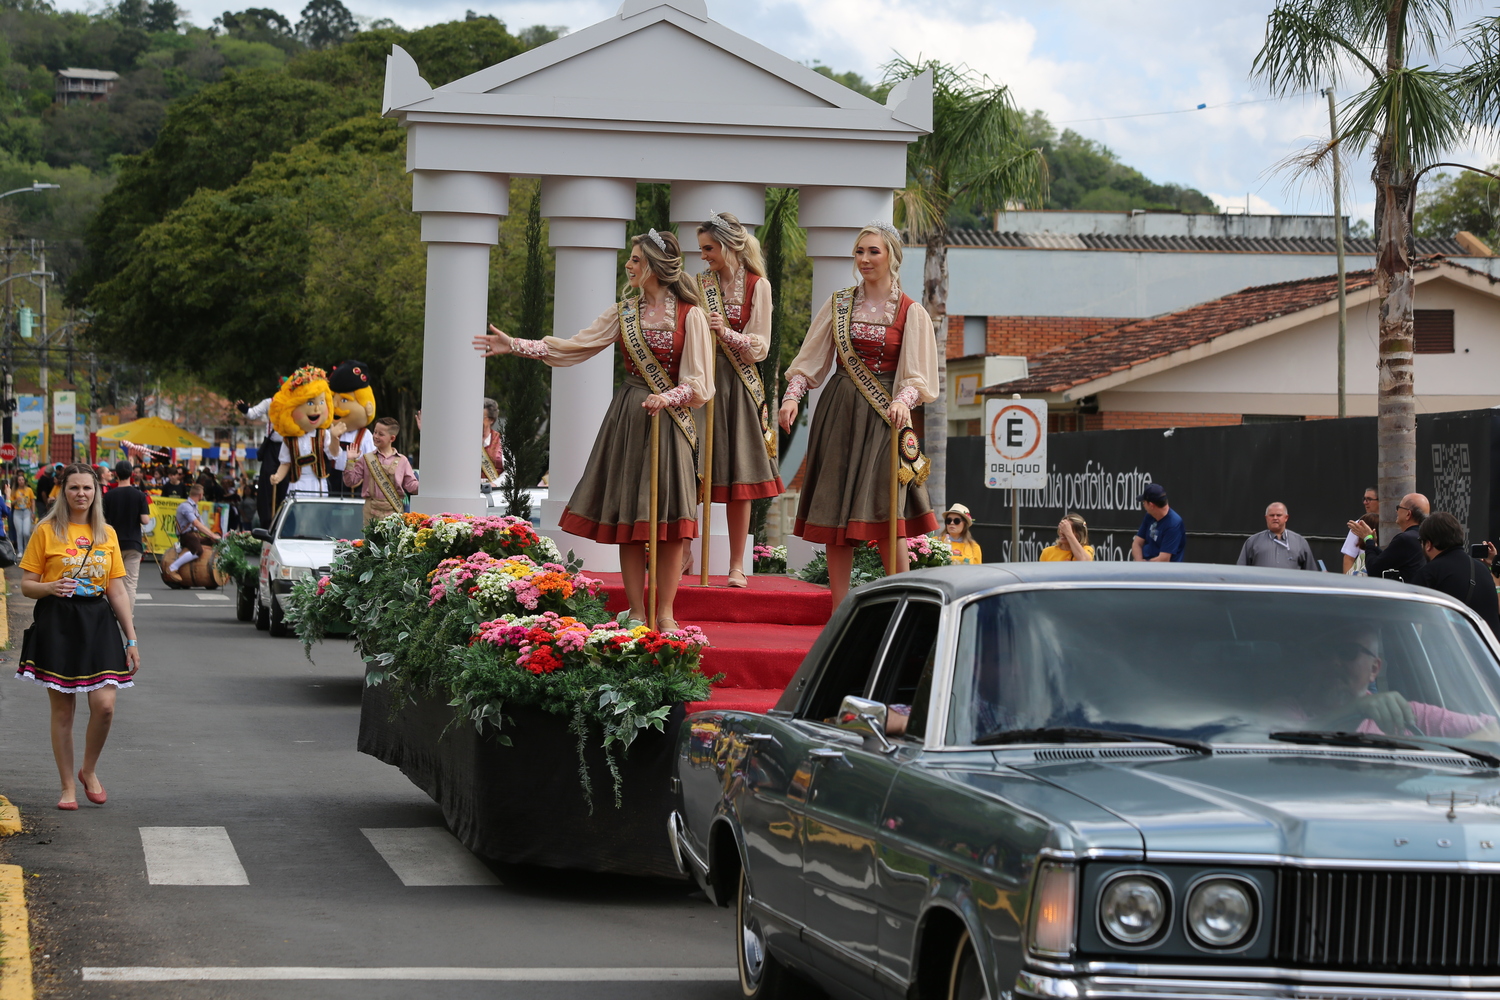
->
[697, 211, 784, 587]
[1039, 513, 1095, 561]
[940, 503, 983, 564]
[15, 463, 139, 810]
[474, 229, 713, 631]
[777, 222, 939, 607]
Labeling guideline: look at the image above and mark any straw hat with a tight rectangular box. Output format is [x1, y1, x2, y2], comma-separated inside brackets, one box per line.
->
[944, 503, 973, 526]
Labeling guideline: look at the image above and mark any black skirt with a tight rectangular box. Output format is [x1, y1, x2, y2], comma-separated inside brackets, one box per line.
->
[15, 595, 132, 694]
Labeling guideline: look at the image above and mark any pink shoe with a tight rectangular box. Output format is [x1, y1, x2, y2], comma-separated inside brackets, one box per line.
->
[57, 798, 78, 811]
[78, 770, 106, 805]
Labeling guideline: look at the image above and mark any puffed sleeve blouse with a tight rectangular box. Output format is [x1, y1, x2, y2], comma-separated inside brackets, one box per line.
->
[518, 303, 715, 406]
[784, 292, 939, 405]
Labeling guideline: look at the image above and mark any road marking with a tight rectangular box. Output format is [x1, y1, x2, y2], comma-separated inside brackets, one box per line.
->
[135, 592, 152, 600]
[195, 593, 230, 601]
[139, 828, 249, 886]
[361, 828, 502, 886]
[83, 967, 738, 982]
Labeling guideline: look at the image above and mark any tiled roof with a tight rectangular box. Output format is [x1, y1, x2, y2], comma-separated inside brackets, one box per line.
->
[919, 228, 1468, 257]
[984, 265, 1430, 396]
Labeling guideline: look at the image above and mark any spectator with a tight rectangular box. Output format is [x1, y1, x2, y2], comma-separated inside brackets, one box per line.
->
[1413, 512, 1500, 632]
[1348, 492, 1428, 583]
[35, 465, 55, 517]
[164, 484, 221, 584]
[10, 474, 34, 552]
[1237, 502, 1317, 570]
[159, 468, 188, 500]
[1040, 513, 1094, 561]
[1341, 486, 1380, 574]
[1131, 483, 1185, 562]
[938, 504, 982, 565]
[102, 461, 152, 611]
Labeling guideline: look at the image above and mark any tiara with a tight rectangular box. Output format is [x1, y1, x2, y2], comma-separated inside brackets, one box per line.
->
[646, 228, 667, 252]
[865, 220, 901, 242]
[705, 211, 731, 231]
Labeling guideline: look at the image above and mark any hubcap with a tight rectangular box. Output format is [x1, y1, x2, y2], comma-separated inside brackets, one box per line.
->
[741, 892, 765, 983]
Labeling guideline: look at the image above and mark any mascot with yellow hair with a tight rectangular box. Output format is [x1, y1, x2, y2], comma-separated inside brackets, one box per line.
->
[328, 360, 377, 497]
[268, 366, 339, 497]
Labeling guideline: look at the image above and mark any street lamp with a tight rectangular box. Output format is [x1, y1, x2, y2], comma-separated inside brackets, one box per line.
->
[0, 182, 60, 200]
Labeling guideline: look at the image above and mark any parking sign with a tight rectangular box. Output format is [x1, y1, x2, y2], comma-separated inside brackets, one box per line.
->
[984, 398, 1047, 490]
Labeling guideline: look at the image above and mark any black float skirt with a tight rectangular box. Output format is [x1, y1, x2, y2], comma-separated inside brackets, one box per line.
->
[15, 595, 133, 694]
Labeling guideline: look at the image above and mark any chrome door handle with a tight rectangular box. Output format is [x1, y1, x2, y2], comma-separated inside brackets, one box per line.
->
[809, 748, 846, 761]
[743, 733, 779, 746]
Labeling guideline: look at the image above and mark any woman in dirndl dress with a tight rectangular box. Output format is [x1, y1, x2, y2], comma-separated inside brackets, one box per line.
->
[16, 463, 140, 810]
[695, 211, 784, 587]
[777, 222, 939, 607]
[474, 229, 713, 630]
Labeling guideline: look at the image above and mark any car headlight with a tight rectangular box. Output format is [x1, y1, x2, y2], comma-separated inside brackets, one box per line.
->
[1186, 877, 1255, 948]
[1099, 874, 1168, 946]
[277, 564, 307, 580]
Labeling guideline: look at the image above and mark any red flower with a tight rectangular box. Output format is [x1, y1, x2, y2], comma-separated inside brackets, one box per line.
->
[523, 645, 562, 674]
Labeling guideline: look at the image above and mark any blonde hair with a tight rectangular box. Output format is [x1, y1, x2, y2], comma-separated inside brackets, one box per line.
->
[626, 230, 701, 307]
[1057, 512, 1089, 546]
[697, 212, 767, 277]
[268, 366, 334, 439]
[37, 463, 108, 545]
[852, 223, 904, 282]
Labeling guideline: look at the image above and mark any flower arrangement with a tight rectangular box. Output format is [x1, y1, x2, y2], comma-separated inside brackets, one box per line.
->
[752, 543, 787, 575]
[797, 536, 953, 587]
[212, 530, 264, 588]
[427, 552, 606, 620]
[386, 511, 562, 564]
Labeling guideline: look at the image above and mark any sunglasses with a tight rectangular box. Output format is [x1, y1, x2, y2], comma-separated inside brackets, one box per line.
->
[945, 517, 966, 525]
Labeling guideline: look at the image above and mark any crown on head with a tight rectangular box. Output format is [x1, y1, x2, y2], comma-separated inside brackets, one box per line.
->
[865, 220, 901, 242]
[646, 228, 668, 252]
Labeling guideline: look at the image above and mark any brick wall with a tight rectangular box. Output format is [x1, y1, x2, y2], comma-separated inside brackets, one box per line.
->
[1097, 411, 1244, 430]
[947, 315, 965, 359]
[983, 316, 1132, 359]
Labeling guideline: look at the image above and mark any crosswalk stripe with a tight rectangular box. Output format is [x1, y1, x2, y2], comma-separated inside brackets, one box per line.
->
[361, 828, 501, 886]
[134, 592, 152, 600]
[195, 593, 230, 601]
[139, 827, 248, 886]
[83, 967, 739, 982]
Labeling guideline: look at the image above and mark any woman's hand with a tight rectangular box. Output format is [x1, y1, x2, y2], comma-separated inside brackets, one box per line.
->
[1347, 519, 1373, 539]
[778, 399, 798, 433]
[708, 313, 726, 335]
[473, 324, 513, 357]
[51, 577, 79, 598]
[642, 393, 671, 413]
[886, 400, 911, 429]
[124, 645, 141, 675]
[1058, 518, 1076, 541]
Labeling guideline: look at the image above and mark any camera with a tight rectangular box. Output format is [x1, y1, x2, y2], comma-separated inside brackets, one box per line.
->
[1472, 542, 1491, 560]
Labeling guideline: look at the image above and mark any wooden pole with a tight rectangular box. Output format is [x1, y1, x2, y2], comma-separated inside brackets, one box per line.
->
[648, 410, 661, 630]
[699, 347, 715, 586]
[888, 421, 901, 575]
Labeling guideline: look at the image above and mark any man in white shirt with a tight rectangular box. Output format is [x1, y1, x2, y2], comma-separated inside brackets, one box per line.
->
[1340, 487, 1379, 574]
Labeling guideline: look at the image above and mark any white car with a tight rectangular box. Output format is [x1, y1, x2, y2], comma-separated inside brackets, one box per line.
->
[253, 495, 365, 637]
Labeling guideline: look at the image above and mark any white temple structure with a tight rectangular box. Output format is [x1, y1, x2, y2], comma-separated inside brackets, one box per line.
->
[383, 0, 931, 569]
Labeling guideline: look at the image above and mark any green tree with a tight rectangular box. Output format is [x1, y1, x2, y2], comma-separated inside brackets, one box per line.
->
[295, 0, 354, 50]
[1253, 0, 1500, 539]
[1415, 164, 1499, 248]
[496, 186, 551, 519]
[754, 186, 804, 539]
[885, 56, 1048, 514]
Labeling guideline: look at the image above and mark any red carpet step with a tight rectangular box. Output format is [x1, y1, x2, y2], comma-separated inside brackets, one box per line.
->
[592, 573, 832, 626]
[696, 622, 822, 690]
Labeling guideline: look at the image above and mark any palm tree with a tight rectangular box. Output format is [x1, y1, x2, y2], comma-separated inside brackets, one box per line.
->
[883, 56, 1048, 515]
[1253, 1, 1500, 541]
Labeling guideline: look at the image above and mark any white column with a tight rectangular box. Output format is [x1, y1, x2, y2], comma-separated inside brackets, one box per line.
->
[669, 181, 766, 273]
[411, 170, 509, 516]
[799, 186, 894, 310]
[540, 176, 636, 569]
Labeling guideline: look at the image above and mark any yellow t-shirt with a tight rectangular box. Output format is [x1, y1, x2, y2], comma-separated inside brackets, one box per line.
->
[947, 538, 983, 565]
[9, 486, 33, 511]
[20, 521, 126, 586]
[1039, 543, 1095, 561]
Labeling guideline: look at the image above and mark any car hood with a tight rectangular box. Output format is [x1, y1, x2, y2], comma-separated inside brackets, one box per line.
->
[1008, 749, 1500, 862]
[270, 539, 338, 569]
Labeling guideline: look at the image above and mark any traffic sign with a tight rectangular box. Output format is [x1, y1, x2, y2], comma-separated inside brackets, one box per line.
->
[984, 397, 1047, 490]
[0, 443, 17, 462]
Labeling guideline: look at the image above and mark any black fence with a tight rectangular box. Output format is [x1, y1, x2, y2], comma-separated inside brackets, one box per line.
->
[947, 409, 1497, 568]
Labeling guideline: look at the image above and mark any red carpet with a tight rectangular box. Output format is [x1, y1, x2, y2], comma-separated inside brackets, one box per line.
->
[591, 573, 831, 714]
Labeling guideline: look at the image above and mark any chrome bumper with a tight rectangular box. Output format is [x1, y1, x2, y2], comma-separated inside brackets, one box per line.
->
[1017, 971, 1500, 999]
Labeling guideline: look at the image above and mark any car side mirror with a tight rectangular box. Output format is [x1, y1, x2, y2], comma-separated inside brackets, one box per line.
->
[251, 528, 272, 541]
[837, 695, 897, 754]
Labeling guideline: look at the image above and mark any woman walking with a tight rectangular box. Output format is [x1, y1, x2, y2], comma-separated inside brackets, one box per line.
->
[696, 211, 784, 587]
[777, 223, 939, 606]
[9, 473, 33, 553]
[474, 229, 713, 629]
[16, 463, 140, 810]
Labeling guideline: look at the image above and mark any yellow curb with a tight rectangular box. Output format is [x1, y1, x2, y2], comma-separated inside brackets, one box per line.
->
[0, 586, 8, 649]
[0, 799, 17, 838]
[0, 864, 33, 1000]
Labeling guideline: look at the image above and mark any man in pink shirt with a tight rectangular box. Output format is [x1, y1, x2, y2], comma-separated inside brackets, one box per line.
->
[342, 417, 419, 525]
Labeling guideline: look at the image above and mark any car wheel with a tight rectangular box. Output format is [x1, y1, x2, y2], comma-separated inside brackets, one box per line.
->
[736, 868, 811, 999]
[268, 595, 290, 637]
[947, 930, 987, 1000]
[254, 589, 270, 631]
[236, 582, 254, 622]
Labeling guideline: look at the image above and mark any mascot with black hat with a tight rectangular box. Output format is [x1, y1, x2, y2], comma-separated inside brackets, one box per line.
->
[327, 360, 377, 498]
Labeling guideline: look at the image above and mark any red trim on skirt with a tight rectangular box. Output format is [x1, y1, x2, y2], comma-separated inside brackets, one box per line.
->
[559, 509, 700, 544]
[709, 477, 784, 504]
[794, 511, 939, 546]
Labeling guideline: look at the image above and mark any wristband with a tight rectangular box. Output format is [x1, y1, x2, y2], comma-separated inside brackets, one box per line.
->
[124, 639, 137, 647]
[1363, 533, 1374, 542]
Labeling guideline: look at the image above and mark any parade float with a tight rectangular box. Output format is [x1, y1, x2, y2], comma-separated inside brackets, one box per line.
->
[289, 512, 715, 877]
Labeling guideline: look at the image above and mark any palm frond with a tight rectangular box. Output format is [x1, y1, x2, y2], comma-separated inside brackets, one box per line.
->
[1252, 1, 1380, 93]
[893, 186, 943, 238]
[1457, 15, 1500, 130]
[1341, 66, 1466, 172]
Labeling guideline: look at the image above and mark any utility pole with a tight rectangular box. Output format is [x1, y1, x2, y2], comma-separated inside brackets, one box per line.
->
[38, 243, 48, 464]
[1324, 87, 1348, 419]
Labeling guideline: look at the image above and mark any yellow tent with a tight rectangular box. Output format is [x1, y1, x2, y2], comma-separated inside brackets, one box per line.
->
[94, 416, 211, 448]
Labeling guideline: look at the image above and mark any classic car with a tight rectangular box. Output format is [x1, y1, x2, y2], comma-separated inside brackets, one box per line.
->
[252, 495, 364, 637]
[671, 563, 1500, 1000]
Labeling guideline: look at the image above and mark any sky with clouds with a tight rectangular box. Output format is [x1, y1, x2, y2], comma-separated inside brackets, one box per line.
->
[80, 0, 1500, 224]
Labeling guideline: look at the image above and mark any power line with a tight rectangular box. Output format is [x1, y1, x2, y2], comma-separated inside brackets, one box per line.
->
[1052, 92, 1315, 126]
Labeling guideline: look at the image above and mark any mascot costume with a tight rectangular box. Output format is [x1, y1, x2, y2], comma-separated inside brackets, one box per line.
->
[328, 360, 377, 497]
[268, 366, 338, 498]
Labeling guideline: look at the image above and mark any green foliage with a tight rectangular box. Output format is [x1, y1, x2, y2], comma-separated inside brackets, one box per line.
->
[1018, 110, 1217, 214]
[1415, 165, 1500, 248]
[810, 63, 888, 102]
[294, 0, 355, 51]
[495, 183, 551, 517]
[211, 529, 262, 586]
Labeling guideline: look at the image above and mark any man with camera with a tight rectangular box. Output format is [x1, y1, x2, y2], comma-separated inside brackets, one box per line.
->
[1412, 512, 1500, 632]
[1347, 492, 1428, 583]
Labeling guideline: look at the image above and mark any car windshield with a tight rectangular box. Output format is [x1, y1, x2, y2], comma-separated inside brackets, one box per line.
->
[949, 588, 1500, 750]
[277, 502, 364, 542]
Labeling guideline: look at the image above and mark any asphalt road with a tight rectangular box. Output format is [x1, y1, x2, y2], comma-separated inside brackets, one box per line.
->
[0, 565, 741, 999]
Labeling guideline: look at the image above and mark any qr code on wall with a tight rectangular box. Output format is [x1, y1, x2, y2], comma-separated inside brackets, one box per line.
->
[1431, 443, 1472, 527]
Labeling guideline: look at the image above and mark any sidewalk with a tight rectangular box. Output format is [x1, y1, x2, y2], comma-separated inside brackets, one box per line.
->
[0, 567, 32, 1000]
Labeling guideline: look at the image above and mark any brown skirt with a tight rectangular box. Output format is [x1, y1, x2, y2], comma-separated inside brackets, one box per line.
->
[708, 357, 784, 503]
[559, 374, 700, 544]
[793, 369, 938, 545]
